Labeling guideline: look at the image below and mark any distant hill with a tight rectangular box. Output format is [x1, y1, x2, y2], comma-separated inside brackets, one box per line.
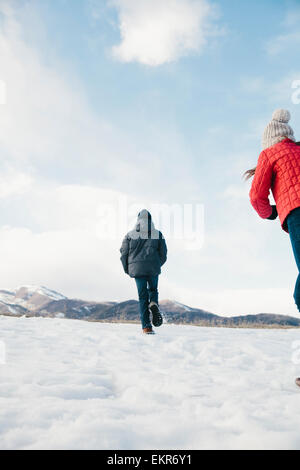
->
[159, 300, 300, 328]
[0, 286, 299, 328]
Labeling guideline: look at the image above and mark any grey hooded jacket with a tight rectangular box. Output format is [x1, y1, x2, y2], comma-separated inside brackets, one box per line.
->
[120, 210, 167, 278]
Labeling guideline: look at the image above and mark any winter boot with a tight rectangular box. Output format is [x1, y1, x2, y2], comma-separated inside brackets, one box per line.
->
[143, 327, 155, 335]
[149, 302, 163, 327]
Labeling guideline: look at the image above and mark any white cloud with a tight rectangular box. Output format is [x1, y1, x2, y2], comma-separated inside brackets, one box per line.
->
[0, 168, 33, 199]
[265, 6, 300, 56]
[110, 0, 217, 66]
[0, 1, 198, 200]
[0, 225, 128, 302]
[239, 72, 300, 121]
[270, 72, 300, 107]
[162, 282, 298, 317]
[0, 180, 138, 302]
[284, 6, 300, 27]
[266, 31, 300, 56]
[0, 1, 163, 192]
[240, 76, 266, 94]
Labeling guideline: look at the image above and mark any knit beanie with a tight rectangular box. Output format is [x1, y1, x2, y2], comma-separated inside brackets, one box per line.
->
[262, 109, 296, 150]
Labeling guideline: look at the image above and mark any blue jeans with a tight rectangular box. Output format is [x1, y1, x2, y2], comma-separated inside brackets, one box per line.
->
[287, 207, 300, 312]
[135, 276, 159, 329]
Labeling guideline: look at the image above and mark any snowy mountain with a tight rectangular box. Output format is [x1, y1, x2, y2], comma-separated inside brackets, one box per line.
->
[0, 286, 67, 317]
[0, 286, 117, 320]
[0, 286, 299, 328]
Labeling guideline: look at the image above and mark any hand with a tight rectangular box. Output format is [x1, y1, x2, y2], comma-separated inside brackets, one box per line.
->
[267, 205, 278, 220]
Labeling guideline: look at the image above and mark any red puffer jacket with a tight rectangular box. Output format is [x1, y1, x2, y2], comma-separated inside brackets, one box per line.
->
[250, 139, 300, 232]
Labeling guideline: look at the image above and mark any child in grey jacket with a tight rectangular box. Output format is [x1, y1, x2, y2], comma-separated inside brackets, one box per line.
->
[120, 210, 167, 334]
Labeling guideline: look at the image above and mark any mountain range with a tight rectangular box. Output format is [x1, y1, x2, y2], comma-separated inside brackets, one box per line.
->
[0, 286, 300, 328]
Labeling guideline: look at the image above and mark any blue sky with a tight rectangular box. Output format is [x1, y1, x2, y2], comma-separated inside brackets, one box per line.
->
[0, 0, 300, 315]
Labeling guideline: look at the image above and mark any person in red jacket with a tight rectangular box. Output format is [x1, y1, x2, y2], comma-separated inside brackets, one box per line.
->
[245, 109, 300, 388]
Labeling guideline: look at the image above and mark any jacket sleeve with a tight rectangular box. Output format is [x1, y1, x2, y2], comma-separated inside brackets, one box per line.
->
[158, 233, 167, 267]
[120, 235, 130, 274]
[250, 151, 273, 219]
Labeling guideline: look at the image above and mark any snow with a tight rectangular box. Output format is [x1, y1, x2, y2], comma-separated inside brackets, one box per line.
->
[0, 291, 15, 304]
[173, 301, 193, 312]
[55, 313, 65, 319]
[0, 316, 300, 450]
[7, 305, 18, 315]
[0, 301, 19, 315]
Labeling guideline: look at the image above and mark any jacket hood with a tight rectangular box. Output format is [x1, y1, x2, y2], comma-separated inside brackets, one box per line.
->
[135, 209, 155, 235]
[137, 209, 152, 221]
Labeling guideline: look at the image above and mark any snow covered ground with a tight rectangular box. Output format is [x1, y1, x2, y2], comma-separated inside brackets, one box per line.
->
[0, 316, 300, 450]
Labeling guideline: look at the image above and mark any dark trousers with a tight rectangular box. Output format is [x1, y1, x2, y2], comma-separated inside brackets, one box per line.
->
[135, 276, 159, 329]
[287, 207, 300, 311]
